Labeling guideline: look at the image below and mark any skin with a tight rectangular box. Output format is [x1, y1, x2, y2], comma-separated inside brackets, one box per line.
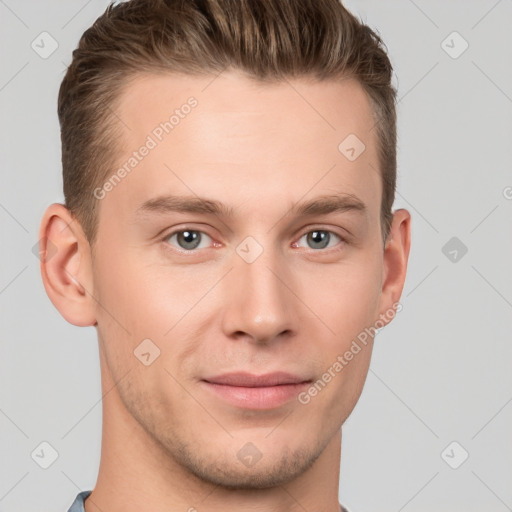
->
[39, 70, 410, 512]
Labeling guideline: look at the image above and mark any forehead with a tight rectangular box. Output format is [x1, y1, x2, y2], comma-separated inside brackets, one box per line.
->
[101, 70, 381, 225]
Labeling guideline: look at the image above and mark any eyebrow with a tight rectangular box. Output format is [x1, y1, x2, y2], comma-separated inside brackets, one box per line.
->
[134, 193, 367, 219]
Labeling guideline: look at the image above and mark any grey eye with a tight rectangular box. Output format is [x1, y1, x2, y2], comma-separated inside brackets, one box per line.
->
[298, 230, 341, 250]
[167, 230, 211, 251]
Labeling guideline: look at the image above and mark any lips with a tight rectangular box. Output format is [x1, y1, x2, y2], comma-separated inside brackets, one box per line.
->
[200, 371, 312, 410]
[202, 371, 311, 387]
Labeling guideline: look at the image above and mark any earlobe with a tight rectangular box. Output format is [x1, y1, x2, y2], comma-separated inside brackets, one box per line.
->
[38, 203, 97, 327]
[378, 208, 411, 321]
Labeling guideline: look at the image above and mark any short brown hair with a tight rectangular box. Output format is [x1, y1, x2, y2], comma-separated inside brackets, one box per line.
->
[58, 0, 397, 247]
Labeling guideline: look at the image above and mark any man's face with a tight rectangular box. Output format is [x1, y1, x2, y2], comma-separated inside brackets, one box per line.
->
[91, 70, 391, 488]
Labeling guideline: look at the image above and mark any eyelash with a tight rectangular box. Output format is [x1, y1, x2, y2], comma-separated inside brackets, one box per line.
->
[161, 226, 348, 255]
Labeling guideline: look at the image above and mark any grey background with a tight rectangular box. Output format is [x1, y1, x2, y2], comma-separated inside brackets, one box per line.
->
[1, 1, 511, 511]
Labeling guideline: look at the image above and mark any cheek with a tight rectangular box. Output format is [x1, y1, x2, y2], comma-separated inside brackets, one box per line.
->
[92, 243, 220, 372]
[297, 255, 383, 343]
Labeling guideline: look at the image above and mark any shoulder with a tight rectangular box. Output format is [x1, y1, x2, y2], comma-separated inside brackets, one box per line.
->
[66, 490, 92, 512]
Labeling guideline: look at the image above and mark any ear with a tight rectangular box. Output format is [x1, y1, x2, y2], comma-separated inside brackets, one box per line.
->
[377, 208, 411, 323]
[38, 203, 97, 327]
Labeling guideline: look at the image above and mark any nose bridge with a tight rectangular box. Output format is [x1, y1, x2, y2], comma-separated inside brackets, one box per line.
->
[221, 236, 295, 343]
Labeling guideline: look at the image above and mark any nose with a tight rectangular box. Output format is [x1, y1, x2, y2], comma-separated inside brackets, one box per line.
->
[220, 241, 296, 345]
